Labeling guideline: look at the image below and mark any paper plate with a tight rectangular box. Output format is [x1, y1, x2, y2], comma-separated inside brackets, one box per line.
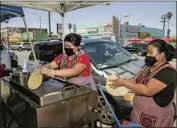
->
[28, 67, 43, 89]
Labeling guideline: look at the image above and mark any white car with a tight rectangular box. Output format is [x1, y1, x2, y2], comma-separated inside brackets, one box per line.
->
[10, 42, 31, 51]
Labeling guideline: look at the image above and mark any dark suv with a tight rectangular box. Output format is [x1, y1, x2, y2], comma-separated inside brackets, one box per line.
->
[29, 39, 144, 125]
[124, 43, 148, 56]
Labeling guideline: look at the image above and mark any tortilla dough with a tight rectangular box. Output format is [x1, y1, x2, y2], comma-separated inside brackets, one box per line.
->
[106, 85, 129, 96]
[106, 75, 129, 96]
[28, 67, 43, 89]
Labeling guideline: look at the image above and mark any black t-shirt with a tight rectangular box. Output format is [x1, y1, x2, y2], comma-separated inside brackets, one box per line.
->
[153, 67, 177, 107]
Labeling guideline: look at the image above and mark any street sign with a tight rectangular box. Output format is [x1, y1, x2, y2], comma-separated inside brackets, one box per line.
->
[57, 23, 62, 34]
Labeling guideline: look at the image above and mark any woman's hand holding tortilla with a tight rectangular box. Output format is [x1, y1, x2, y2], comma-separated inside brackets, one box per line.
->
[107, 75, 125, 89]
[39, 66, 55, 78]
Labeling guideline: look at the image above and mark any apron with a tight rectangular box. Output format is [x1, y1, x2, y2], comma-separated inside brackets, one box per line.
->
[58, 52, 97, 91]
[131, 62, 176, 127]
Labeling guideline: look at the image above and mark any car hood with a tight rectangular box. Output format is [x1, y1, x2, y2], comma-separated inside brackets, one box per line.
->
[103, 59, 144, 78]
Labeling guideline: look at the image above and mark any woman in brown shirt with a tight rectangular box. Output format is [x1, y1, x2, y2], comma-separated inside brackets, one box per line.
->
[108, 39, 176, 127]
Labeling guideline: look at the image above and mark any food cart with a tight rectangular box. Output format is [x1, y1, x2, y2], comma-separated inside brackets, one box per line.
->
[0, 4, 98, 128]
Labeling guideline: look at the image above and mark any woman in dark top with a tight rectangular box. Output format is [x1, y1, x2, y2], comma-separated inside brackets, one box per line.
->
[108, 39, 176, 127]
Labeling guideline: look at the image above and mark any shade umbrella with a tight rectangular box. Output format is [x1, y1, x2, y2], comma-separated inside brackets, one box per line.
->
[161, 37, 171, 41]
[143, 37, 155, 42]
[128, 37, 141, 43]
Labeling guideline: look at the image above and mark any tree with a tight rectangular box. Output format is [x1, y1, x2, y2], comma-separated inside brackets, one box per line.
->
[165, 12, 173, 37]
[166, 12, 173, 20]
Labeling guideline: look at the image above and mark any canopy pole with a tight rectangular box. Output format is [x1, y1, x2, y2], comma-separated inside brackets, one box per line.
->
[61, 13, 65, 53]
[22, 16, 37, 61]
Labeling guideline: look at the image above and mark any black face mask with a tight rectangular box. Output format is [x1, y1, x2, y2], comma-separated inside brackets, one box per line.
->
[64, 48, 75, 56]
[145, 56, 157, 66]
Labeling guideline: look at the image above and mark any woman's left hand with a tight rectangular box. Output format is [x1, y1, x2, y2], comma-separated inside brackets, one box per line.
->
[108, 77, 126, 89]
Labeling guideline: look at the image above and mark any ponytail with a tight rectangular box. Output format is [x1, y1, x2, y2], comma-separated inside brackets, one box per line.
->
[165, 43, 175, 61]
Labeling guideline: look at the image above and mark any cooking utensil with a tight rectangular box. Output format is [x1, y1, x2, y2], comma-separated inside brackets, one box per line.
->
[10, 72, 29, 86]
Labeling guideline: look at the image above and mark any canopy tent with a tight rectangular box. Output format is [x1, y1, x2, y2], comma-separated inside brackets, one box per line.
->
[1, 4, 37, 61]
[128, 37, 141, 43]
[0, 4, 24, 23]
[143, 37, 155, 42]
[161, 36, 171, 41]
[2, 1, 113, 52]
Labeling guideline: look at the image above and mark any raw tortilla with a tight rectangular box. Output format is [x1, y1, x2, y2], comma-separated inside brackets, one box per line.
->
[106, 75, 129, 96]
[28, 67, 43, 89]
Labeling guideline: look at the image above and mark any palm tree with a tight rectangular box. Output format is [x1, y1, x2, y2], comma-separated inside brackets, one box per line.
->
[166, 12, 173, 37]
[166, 12, 173, 20]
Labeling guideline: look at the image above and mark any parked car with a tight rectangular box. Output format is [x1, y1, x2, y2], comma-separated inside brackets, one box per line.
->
[10, 42, 31, 51]
[124, 43, 148, 56]
[29, 39, 144, 125]
[0, 44, 18, 77]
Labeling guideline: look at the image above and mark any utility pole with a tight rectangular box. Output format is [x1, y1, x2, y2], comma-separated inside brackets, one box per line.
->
[161, 15, 168, 30]
[48, 11, 51, 37]
[39, 16, 41, 32]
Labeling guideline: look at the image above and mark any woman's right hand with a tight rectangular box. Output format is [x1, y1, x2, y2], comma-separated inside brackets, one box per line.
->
[39, 66, 48, 75]
[107, 75, 120, 87]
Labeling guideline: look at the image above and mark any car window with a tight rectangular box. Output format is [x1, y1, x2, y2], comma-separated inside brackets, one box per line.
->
[33, 43, 63, 62]
[126, 44, 133, 48]
[16, 43, 21, 45]
[82, 41, 134, 68]
[134, 44, 140, 48]
[141, 44, 147, 49]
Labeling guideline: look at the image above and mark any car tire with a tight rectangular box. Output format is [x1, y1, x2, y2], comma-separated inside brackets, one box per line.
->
[137, 51, 143, 56]
[97, 94, 117, 126]
[18, 47, 22, 51]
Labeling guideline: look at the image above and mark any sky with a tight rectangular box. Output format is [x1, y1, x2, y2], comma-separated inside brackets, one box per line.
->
[1, 1, 176, 36]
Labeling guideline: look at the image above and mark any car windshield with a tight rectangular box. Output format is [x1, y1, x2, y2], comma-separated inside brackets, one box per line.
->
[82, 41, 136, 69]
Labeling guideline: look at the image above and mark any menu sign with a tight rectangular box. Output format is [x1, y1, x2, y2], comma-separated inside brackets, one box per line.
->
[87, 28, 98, 33]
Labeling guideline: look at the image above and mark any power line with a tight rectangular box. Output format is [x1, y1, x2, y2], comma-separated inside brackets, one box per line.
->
[151, 21, 161, 27]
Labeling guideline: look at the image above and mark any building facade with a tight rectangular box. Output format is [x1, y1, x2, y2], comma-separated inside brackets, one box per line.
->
[75, 23, 165, 46]
[1, 27, 48, 44]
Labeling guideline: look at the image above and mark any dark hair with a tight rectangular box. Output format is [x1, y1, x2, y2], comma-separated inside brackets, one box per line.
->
[64, 33, 82, 47]
[149, 39, 175, 61]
